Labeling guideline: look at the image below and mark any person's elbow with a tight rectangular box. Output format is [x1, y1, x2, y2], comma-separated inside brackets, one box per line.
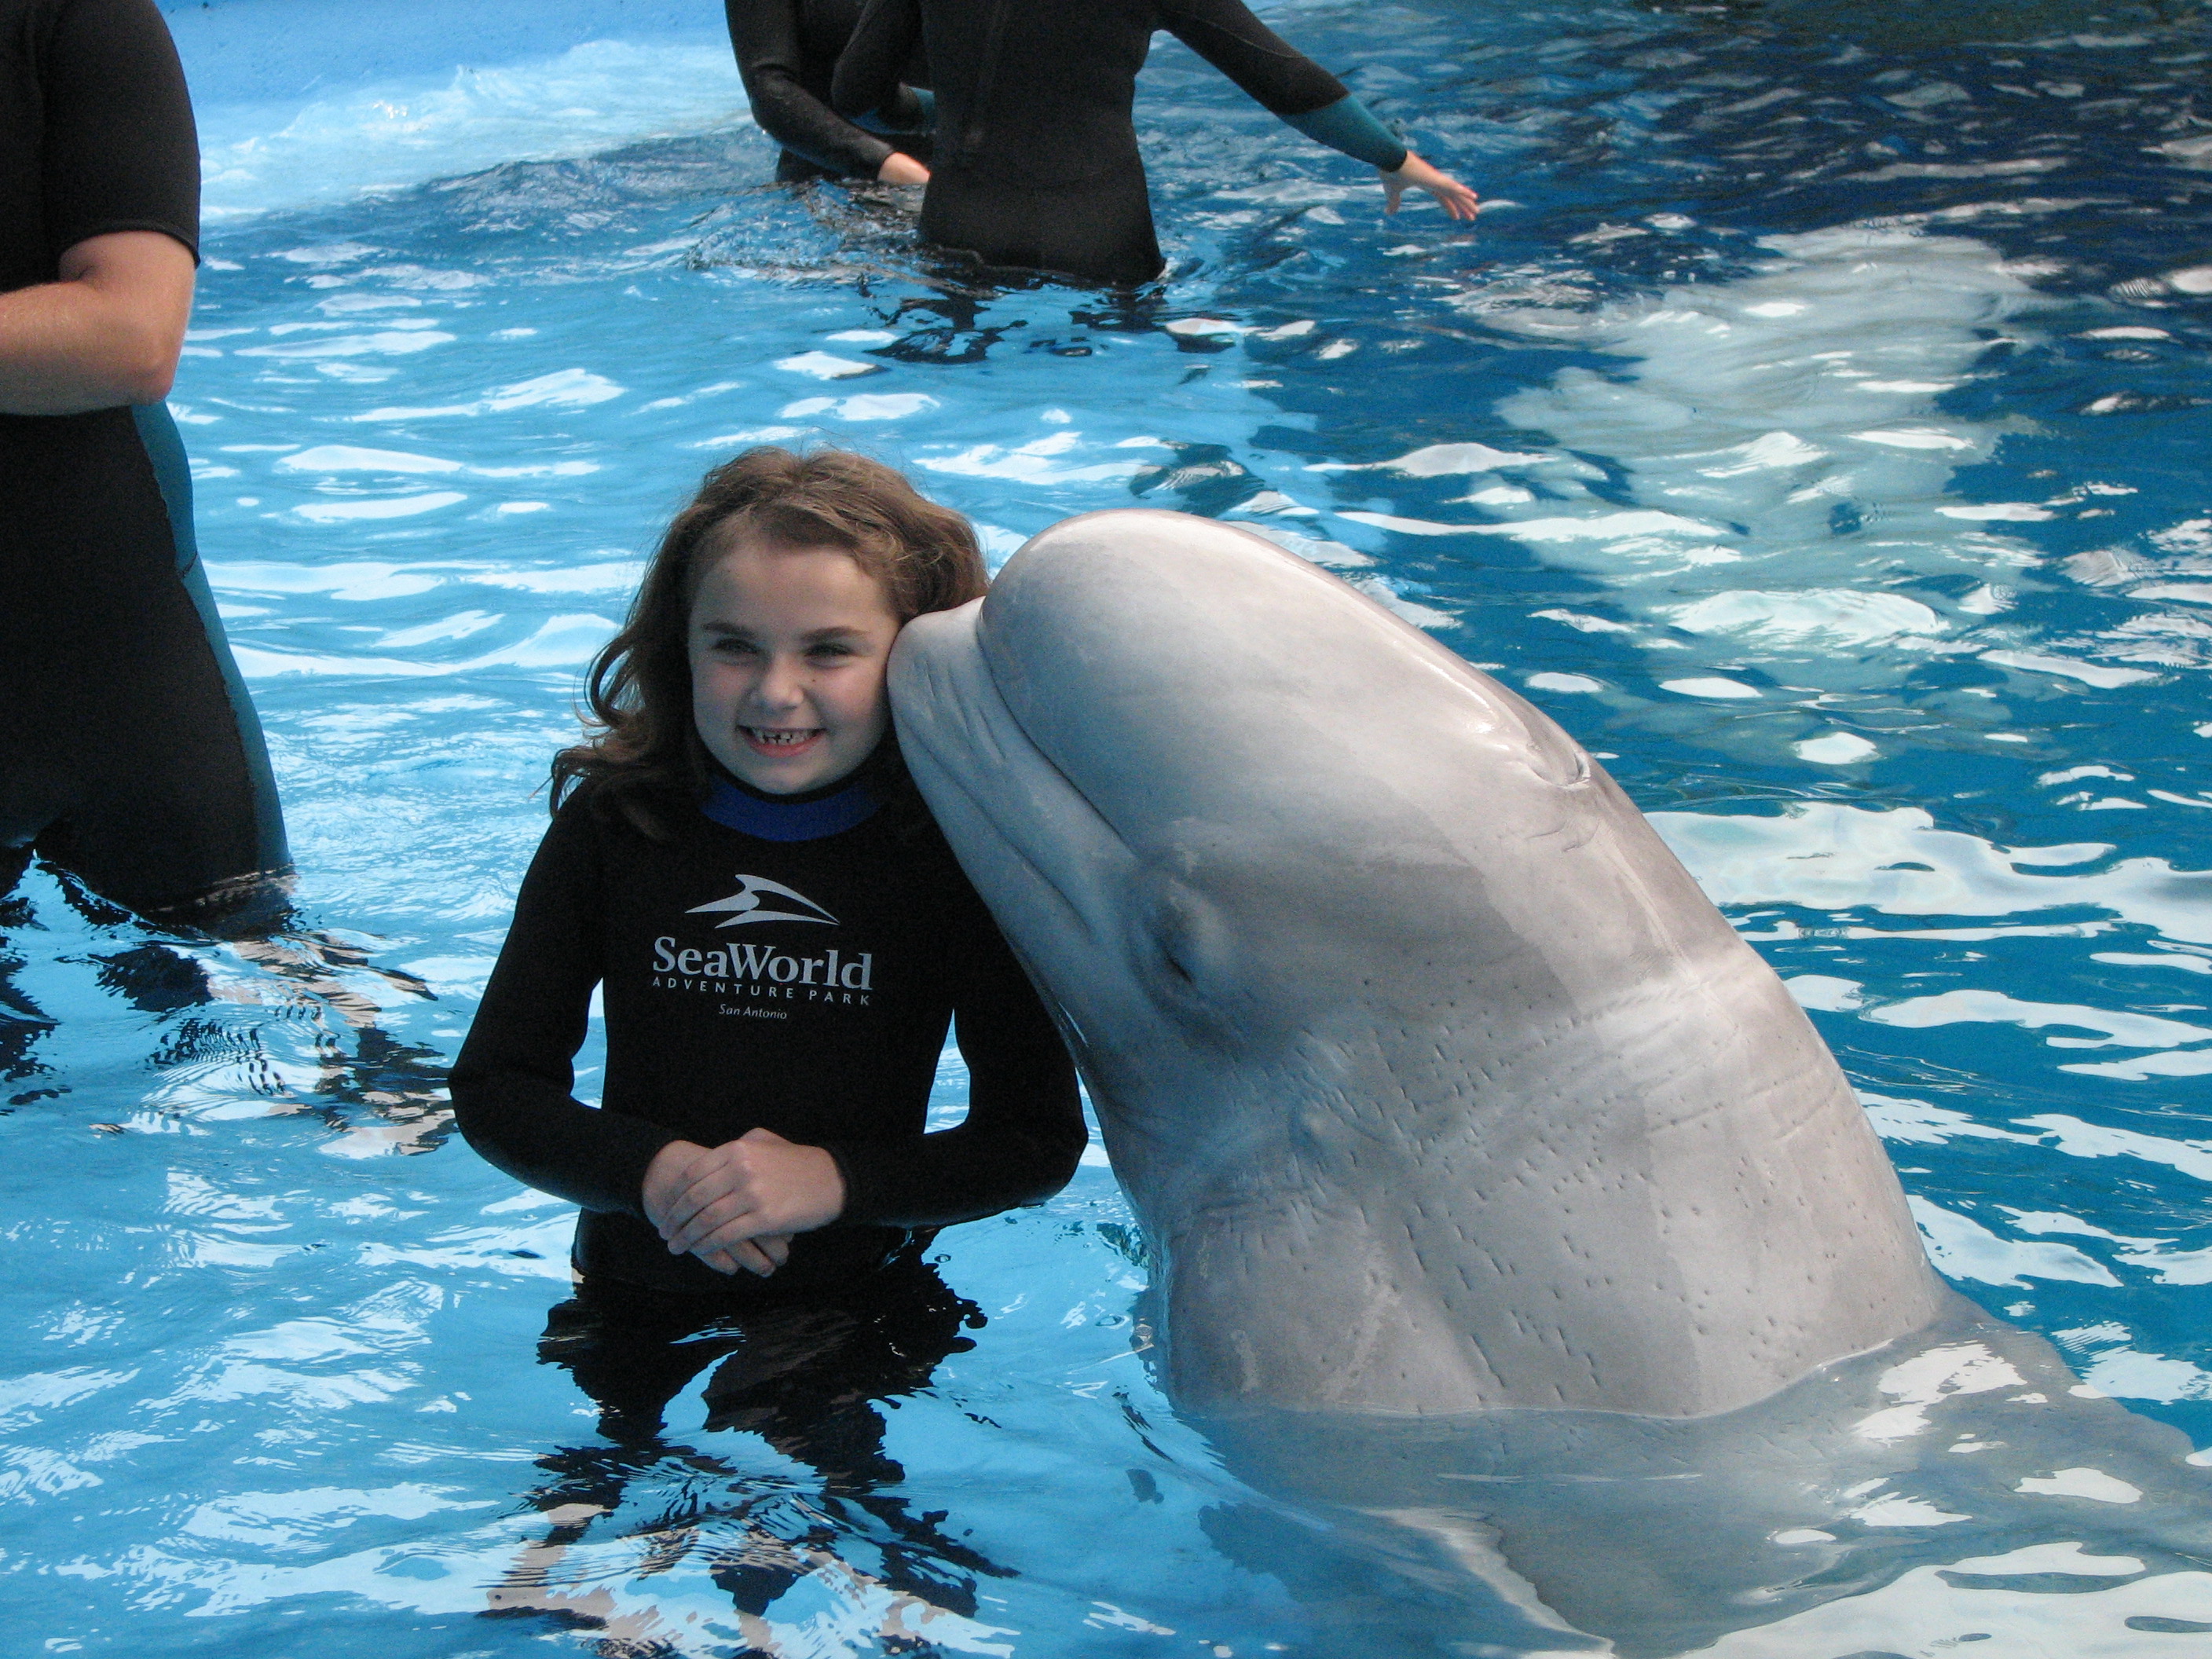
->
[113, 331, 180, 404]
[60, 232, 195, 405]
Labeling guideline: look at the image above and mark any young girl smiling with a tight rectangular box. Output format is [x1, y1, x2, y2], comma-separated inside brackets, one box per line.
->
[452, 447, 1082, 1459]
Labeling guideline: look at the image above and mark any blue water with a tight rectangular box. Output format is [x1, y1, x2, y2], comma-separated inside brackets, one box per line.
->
[8, 0, 2212, 1651]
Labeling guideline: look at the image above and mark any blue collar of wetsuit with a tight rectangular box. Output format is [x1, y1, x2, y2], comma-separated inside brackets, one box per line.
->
[701, 772, 884, 841]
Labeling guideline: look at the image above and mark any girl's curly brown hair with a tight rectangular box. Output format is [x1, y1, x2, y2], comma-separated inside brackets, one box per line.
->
[552, 446, 986, 836]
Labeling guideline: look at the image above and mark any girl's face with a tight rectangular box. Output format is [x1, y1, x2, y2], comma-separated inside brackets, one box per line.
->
[687, 535, 903, 795]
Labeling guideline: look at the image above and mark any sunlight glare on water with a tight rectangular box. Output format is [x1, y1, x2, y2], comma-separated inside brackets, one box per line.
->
[8, 0, 2212, 1653]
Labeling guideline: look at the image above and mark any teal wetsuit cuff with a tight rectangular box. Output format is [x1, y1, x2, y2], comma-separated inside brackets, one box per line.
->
[1285, 94, 1408, 172]
[854, 84, 936, 137]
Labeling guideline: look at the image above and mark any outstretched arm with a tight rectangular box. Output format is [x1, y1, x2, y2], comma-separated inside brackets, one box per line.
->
[1159, 0, 1478, 222]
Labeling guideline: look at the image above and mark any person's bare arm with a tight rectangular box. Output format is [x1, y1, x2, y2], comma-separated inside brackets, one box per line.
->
[0, 231, 195, 416]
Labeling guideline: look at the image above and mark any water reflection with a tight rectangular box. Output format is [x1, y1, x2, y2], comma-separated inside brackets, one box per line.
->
[7, 0, 2212, 1651]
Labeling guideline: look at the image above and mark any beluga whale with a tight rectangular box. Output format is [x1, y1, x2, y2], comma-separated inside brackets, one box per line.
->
[889, 508, 1946, 1419]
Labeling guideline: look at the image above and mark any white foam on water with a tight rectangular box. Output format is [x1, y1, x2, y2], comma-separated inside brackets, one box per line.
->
[1859, 1093, 2045, 1148]
[920, 431, 1152, 485]
[277, 446, 461, 475]
[292, 492, 467, 522]
[1455, 226, 2144, 696]
[1661, 677, 1762, 699]
[2016, 1467, 2144, 1503]
[233, 330, 455, 360]
[352, 368, 627, 422]
[1665, 588, 1946, 648]
[2081, 1346, 2212, 1397]
[1794, 731, 1877, 764]
[1864, 988, 2212, 1050]
[1686, 1562, 2212, 1658]
[230, 615, 619, 679]
[196, 39, 748, 222]
[1653, 803, 2212, 942]
[779, 392, 939, 422]
[775, 352, 884, 381]
[1909, 1199, 2122, 1288]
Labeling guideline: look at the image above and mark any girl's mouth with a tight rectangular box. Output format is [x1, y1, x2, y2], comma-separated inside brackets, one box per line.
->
[741, 725, 825, 756]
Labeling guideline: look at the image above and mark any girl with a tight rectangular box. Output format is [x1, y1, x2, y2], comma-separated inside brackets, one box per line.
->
[452, 447, 1083, 1461]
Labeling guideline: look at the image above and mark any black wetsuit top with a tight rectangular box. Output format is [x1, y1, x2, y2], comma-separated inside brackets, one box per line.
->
[0, 0, 288, 928]
[450, 768, 1086, 1301]
[833, 0, 1406, 284]
[725, 0, 929, 182]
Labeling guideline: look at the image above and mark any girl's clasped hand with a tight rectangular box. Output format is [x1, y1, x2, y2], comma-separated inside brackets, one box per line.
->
[643, 1126, 841, 1276]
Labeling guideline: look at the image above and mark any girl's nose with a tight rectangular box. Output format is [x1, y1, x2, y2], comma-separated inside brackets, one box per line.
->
[753, 654, 808, 709]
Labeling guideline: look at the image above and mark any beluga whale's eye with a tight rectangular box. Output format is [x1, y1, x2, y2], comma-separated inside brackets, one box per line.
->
[1130, 866, 1234, 1032]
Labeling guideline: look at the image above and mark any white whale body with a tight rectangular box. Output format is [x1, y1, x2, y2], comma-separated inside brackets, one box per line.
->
[890, 507, 1946, 1418]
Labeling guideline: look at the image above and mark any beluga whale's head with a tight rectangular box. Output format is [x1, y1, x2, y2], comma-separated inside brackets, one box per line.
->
[890, 510, 1942, 1419]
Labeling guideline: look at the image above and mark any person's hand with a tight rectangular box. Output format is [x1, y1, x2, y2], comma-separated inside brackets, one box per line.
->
[644, 1139, 785, 1275]
[1381, 152, 1479, 222]
[696, 1231, 794, 1278]
[645, 1129, 846, 1275]
[877, 152, 930, 185]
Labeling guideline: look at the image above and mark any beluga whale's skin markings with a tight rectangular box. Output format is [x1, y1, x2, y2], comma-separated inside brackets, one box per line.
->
[889, 507, 1946, 1419]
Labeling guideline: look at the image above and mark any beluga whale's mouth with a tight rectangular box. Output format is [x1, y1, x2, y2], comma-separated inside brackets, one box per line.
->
[889, 508, 1944, 1419]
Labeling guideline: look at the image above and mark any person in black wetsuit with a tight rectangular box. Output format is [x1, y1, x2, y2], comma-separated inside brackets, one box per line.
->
[451, 449, 1083, 1518]
[0, 0, 290, 937]
[727, 0, 935, 185]
[832, 0, 1479, 286]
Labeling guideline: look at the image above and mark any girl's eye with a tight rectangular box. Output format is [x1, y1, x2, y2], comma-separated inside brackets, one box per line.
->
[710, 636, 760, 656]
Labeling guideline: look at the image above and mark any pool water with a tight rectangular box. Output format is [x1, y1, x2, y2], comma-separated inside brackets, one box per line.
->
[8, 0, 2212, 1652]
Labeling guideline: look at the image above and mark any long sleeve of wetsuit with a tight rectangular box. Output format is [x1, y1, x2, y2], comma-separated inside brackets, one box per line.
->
[725, 0, 895, 178]
[1156, 0, 1409, 170]
[449, 805, 679, 1220]
[819, 890, 1086, 1232]
[829, 0, 922, 126]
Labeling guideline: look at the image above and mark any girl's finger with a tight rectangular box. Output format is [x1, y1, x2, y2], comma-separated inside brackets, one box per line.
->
[696, 1236, 775, 1275]
[668, 1194, 757, 1254]
[687, 1211, 782, 1258]
[697, 1241, 773, 1276]
[665, 1165, 753, 1237]
[724, 1238, 778, 1276]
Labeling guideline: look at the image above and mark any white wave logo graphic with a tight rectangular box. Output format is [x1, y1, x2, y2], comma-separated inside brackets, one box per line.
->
[687, 874, 838, 928]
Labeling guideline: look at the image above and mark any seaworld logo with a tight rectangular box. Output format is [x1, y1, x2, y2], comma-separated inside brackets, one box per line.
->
[650, 937, 874, 992]
[686, 873, 837, 928]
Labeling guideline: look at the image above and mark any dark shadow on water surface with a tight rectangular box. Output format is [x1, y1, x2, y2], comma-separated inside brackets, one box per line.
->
[0, 855, 451, 1146]
[484, 1252, 1015, 1650]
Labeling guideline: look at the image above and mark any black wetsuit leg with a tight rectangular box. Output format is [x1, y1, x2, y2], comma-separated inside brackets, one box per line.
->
[0, 402, 289, 932]
[538, 1245, 977, 1484]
